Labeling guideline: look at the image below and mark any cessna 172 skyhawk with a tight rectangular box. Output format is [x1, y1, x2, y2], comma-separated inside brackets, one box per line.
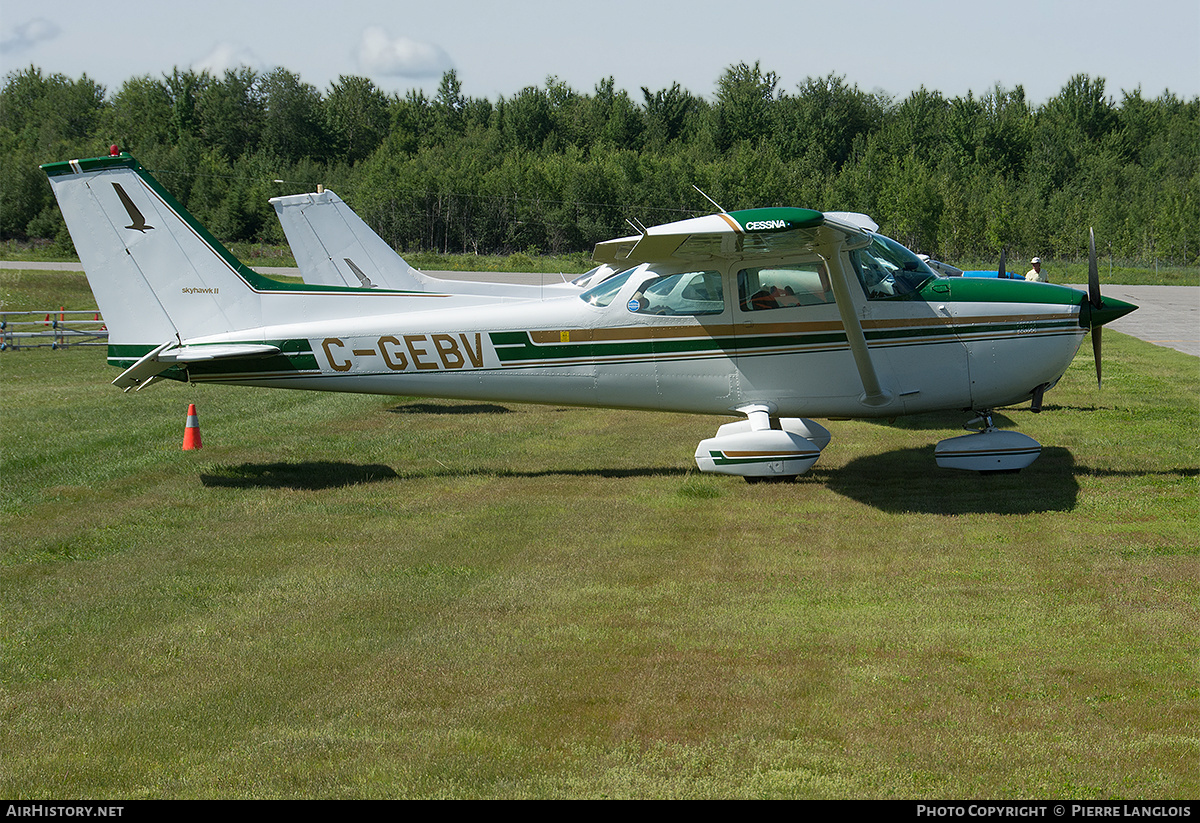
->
[43, 153, 1136, 479]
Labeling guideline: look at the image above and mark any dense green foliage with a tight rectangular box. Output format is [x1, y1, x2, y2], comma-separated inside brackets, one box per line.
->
[2, 62, 1197, 266]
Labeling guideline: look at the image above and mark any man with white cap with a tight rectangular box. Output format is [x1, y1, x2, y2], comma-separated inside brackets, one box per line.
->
[1025, 257, 1044, 282]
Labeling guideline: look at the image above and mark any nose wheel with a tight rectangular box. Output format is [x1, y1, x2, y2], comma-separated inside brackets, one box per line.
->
[935, 410, 1042, 473]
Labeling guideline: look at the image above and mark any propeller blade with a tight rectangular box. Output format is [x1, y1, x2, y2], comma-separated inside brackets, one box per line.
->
[998, 248, 1007, 279]
[1088, 228, 1103, 389]
[1088, 227, 1102, 309]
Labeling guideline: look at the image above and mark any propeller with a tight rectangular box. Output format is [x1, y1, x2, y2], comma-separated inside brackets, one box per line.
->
[998, 248, 1007, 279]
[1074, 228, 1136, 391]
[1088, 228, 1103, 388]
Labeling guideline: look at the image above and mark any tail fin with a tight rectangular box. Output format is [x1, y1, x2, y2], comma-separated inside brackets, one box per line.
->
[270, 189, 427, 291]
[42, 154, 265, 350]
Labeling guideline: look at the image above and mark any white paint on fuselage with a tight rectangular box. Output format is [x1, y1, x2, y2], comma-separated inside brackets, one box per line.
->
[191, 255, 1089, 419]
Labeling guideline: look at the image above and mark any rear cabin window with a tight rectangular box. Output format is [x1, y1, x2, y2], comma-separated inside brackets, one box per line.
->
[628, 270, 725, 316]
[737, 263, 834, 312]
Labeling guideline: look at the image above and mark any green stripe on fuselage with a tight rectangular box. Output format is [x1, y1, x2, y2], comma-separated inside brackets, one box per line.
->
[490, 331, 738, 363]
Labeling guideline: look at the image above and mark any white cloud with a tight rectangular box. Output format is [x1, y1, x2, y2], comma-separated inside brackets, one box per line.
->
[357, 26, 452, 78]
[0, 18, 61, 54]
[192, 43, 264, 77]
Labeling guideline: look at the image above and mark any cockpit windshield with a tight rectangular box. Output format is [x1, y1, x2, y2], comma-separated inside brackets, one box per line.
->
[579, 268, 635, 307]
[850, 234, 937, 299]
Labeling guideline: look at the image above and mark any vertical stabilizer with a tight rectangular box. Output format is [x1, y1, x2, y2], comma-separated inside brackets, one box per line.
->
[42, 155, 265, 350]
[270, 189, 426, 291]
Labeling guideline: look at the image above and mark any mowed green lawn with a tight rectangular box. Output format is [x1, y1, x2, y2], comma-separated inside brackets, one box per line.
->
[1, 271, 1196, 798]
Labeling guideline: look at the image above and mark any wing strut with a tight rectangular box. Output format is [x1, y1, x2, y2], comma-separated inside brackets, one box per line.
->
[818, 237, 892, 407]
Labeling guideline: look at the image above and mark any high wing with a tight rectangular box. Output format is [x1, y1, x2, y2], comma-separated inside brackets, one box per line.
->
[594, 207, 831, 265]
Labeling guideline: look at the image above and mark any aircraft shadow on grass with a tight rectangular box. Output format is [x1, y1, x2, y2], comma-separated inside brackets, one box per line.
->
[198, 459, 691, 489]
[196, 452, 1189, 504]
[200, 461, 399, 490]
[823, 452, 1194, 515]
[387, 402, 514, 415]
[486, 466, 693, 480]
[820, 446, 1082, 515]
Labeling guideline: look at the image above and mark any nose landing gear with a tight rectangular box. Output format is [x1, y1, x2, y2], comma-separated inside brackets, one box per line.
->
[934, 411, 1042, 473]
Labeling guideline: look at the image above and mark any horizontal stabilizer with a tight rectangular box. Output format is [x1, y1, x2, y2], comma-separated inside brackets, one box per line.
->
[158, 343, 281, 363]
[112, 341, 281, 391]
[112, 341, 174, 391]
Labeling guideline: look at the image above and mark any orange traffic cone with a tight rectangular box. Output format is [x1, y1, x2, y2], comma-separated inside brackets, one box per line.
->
[182, 404, 202, 450]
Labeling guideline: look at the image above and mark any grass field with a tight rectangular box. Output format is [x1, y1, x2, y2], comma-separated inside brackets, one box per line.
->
[1, 270, 1197, 798]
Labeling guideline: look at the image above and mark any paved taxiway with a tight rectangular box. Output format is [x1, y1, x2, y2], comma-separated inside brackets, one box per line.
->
[1071, 284, 1198, 358]
[4, 262, 1196, 358]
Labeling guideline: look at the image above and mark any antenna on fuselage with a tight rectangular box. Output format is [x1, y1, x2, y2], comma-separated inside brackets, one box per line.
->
[693, 185, 727, 214]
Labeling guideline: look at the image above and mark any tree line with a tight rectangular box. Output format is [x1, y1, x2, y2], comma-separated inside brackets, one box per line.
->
[2, 62, 1196, 266]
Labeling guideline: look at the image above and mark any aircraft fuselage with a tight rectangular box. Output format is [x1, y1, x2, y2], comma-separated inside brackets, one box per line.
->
[168, 264, 1089, 420]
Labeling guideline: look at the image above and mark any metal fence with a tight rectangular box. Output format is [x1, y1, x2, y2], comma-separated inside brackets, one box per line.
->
[1, 310, 108, 350]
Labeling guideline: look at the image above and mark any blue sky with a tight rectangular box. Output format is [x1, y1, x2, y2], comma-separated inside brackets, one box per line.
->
[2, 0, 1197, 105]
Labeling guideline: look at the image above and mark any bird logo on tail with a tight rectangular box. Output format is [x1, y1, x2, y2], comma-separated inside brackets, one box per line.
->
[112, 183, 154, 232]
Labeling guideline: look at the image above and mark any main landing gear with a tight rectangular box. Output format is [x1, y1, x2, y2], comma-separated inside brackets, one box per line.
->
[693, 404, 831, 483]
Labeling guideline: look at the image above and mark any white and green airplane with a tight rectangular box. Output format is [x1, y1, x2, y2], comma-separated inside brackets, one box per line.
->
[43, 153, 1136, 480]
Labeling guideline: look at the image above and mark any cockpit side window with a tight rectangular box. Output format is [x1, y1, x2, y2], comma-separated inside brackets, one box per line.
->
[627, 270, 725, 316]
[849, 235, 936, 300]
[737, 262, 834, 312]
